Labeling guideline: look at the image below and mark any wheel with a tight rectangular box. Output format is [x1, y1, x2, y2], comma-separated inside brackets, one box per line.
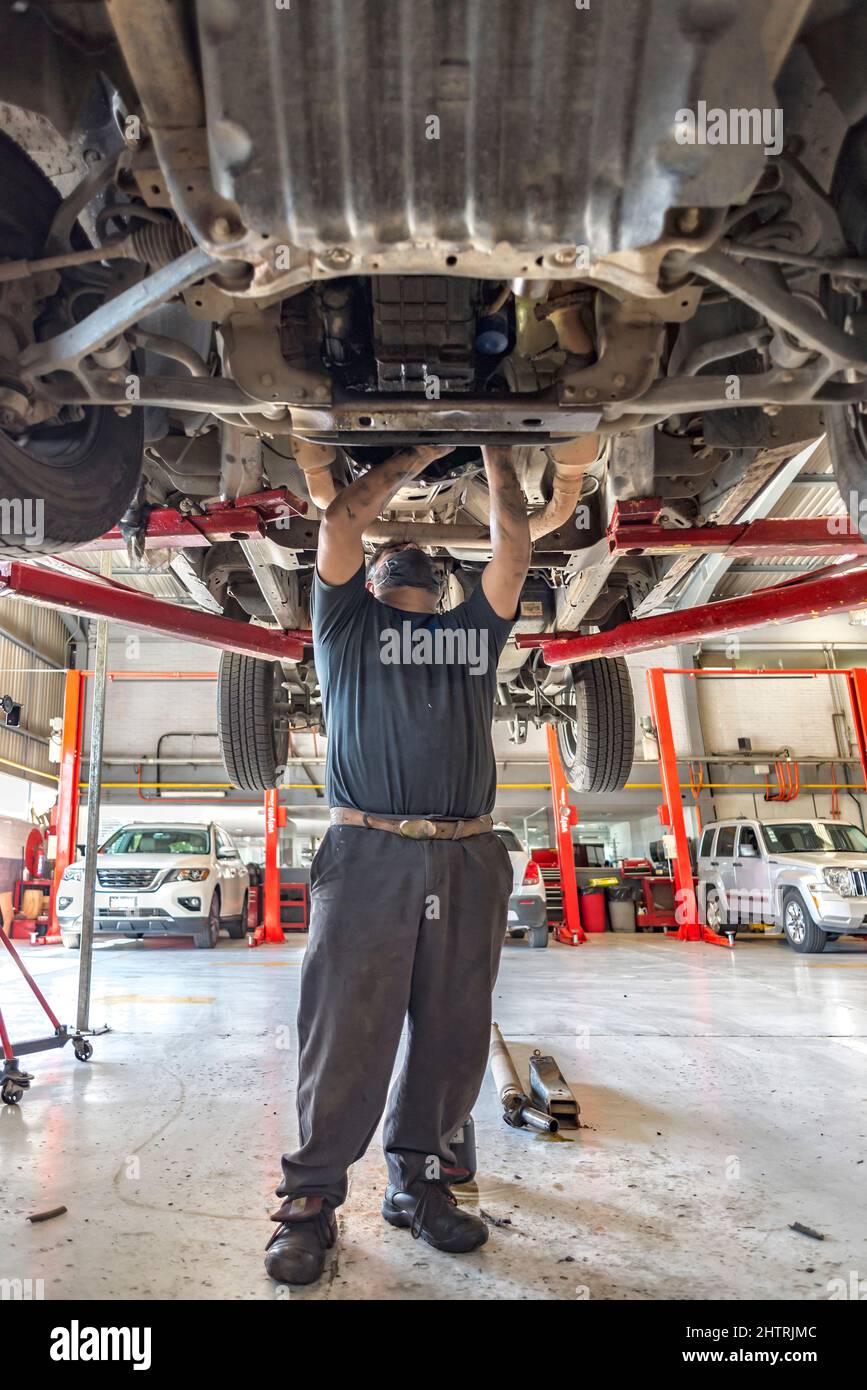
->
[226, 893, 249, 940]
[704, 887, 731, 933]
[195, 892, 221, 948]
[73, 1040, 93, 1062]
[825, 116, 867, 531]
[0, 133, 144, 556]
[782, 889, 827, 954]
[555, 658, 635, 793]
[217, 651, 289, 791]
[1, 1080, 24, 1104]
[529, 923, 549, 948]
[61, 933, 81, 950]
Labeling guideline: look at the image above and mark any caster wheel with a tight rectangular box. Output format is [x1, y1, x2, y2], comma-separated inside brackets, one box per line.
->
[246, 932, 256, 948]
[2, 1081, 24, 1104]
[73, 1041, 93, 1062]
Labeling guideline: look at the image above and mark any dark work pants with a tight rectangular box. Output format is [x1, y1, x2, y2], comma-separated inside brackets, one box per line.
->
[277, 824, 513, 1209]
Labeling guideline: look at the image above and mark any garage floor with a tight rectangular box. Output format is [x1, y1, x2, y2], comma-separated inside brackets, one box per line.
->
[2, 932, 865, 1301]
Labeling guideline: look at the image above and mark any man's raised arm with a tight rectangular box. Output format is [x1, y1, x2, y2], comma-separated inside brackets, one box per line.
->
[480, 446, 532, 619]
[316, 446, 449, 585]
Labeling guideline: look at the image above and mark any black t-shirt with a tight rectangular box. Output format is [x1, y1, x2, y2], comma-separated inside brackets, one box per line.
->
[312, 563, 516, 817]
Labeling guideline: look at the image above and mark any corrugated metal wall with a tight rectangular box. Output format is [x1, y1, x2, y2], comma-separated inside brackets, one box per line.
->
[0, 597, 69, 785]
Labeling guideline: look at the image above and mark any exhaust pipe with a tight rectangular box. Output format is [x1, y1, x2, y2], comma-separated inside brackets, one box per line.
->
[292, 438, 339, 508]
[489, 1023, 558, 1132]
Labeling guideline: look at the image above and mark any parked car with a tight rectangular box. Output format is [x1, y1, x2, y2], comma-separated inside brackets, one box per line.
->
[697, 818, 867, 953]
[494, 825, 549, 949]
[56, 822, 249, 950]
[3, 3, 867, 797]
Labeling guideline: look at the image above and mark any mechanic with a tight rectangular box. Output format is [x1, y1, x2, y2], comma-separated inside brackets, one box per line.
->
[265, 444, 531, 1285]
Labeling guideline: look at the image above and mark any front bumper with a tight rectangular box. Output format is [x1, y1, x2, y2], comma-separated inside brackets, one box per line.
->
[506, 893, 547, 934]
[807, 890, 867, 932]
[58, 913, 209, 938]
[57, 884, 213, 938]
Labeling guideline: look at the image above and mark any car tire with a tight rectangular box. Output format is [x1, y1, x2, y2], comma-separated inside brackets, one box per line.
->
[824, 116, 867, 531]
[704, 887, 729, 932]
[61, 932, 81, 950]
[555, 658, 635, 793]
[529, 923, 549, 948]
[226, 893, 248, 940]
[782, 889, 827, 954]
[217, 651, 289, 791]
[0, 133, 144, 556]
[195, 892, 221, 949]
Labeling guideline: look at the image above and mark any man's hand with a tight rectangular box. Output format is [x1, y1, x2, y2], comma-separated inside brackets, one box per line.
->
[317, 445, 449, 586]
[480, 446, 531, 620]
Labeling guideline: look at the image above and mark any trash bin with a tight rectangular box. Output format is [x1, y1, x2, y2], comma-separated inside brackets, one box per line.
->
[606, 885, 637, 933]
[578, 885, 609, 932]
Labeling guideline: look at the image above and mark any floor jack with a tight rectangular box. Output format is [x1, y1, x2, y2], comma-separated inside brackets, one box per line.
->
[0, 928, 93, 1104]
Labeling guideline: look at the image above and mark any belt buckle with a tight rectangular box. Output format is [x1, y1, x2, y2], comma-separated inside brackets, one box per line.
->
[399, 818, 437, 840]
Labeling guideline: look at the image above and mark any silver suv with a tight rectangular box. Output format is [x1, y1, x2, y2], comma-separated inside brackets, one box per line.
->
[697, 819, 867, 954]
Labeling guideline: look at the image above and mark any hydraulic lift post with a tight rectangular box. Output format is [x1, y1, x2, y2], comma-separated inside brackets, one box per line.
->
[49, 670, 84, 935]
[262, 789, 284, 944]
[545, 725, 585, 945]
[645, 668, 726, 944]
[646, 666, 867, 947]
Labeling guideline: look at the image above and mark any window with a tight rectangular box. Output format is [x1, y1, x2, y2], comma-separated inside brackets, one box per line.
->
[216, 829, 238, 858]
[699, 828, 716, 858]
[716, 826, 736, 857]
[760, 821, 867, 855]
[101, 827, 210, 855]
[738, 826, 761, 856]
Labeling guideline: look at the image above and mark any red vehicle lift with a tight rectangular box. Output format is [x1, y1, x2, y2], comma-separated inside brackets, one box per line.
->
[545, 725, 585, 945]
[516, 505, 867, 665]
[646, 666, 867, 945]
[0, 556, 311, 662]
[4, 490, 866, 959]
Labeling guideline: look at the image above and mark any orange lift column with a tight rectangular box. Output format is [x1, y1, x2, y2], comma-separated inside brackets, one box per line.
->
[647, 668, 729, 946]
[545, 724, 585, 945]
[263, 789, 285, 943]
[49, 671, 85, 934]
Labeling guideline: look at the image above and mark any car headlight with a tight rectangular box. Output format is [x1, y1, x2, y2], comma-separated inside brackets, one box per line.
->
[822, 867, 855, 896]
[62, 866, 84, 882]
[166, 867, 210, 882]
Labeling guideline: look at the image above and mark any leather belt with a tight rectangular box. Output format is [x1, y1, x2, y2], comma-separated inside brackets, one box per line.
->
[330, 808, 493, 840]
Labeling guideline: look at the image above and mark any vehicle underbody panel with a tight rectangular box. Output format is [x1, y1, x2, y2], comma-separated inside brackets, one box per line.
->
[198, 0, 772, 268]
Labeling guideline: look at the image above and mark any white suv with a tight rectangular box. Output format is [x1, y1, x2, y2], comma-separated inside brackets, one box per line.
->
[57, 823, 249, 950]
[493, 825, 549, 949]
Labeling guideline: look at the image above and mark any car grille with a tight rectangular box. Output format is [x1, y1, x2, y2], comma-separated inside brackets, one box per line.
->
[96, 869, 159, 889]
[850, 869, 867, 897]
[97, 907, 170, 918]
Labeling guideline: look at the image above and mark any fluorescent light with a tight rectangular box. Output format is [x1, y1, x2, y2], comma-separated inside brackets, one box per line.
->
[159, 790, 226, 799]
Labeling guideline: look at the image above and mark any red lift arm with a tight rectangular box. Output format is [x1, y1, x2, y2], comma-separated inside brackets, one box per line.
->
[518, 563, 867, 666]
[0, 558, 311, 662]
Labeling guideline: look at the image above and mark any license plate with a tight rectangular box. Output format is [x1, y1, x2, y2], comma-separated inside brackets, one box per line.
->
[109, 896, 137, 912]
[507, 909, 518, 922]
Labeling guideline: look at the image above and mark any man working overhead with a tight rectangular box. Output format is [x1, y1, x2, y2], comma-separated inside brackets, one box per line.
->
[265, 444, 531, 1286]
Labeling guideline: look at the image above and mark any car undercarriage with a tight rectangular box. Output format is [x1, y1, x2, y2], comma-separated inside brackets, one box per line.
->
[1, 0, 867, 791]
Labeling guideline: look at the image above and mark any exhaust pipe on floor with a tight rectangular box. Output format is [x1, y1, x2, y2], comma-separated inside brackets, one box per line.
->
[489, 1022, 559, 1132]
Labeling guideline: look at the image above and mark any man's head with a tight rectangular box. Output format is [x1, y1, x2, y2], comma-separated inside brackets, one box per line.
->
[366, 542, 441, 610]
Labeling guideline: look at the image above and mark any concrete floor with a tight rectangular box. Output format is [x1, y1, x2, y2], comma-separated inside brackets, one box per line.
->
[1, 929, 866, 1301]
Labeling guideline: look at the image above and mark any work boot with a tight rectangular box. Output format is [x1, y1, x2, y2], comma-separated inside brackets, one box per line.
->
[382, 1178, 489, 1253]
[264, 1195, 337, 1285]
